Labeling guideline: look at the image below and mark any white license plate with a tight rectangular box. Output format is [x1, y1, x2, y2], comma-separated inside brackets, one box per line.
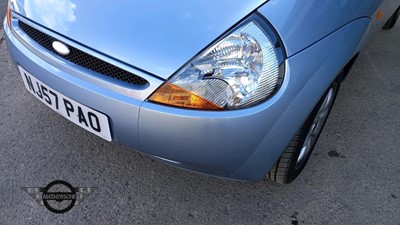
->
[18, 66, 112, 141]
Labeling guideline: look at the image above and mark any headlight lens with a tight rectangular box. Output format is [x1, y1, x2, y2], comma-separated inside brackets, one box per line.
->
[149, 14, 284, 110]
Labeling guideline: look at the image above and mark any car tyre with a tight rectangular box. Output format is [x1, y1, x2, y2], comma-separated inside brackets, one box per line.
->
[383, 5, 400, 30]
[268, 75, 342, 184]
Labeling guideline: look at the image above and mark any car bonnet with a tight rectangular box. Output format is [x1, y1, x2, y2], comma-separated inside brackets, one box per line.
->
[11, 0, 268, 79]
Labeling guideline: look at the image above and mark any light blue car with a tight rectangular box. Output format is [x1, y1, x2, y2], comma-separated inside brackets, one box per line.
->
[4, 0, 400, 183]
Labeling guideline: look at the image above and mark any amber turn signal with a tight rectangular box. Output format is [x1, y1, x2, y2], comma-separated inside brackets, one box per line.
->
[148, 82, 223, 110]
[7, 1, 12, 28]
[376, 9, 383, 20]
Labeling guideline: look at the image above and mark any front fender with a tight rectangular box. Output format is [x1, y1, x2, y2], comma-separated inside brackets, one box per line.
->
[258, 0, 380, 57]
[233, 17, 372, 180]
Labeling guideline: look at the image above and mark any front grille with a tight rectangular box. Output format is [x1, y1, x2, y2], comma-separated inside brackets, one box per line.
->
[18, 21, 148, 86]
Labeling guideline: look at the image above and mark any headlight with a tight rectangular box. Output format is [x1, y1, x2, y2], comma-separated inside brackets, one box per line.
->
[149, 14, 285, 110]
[7, 0, 12, 28]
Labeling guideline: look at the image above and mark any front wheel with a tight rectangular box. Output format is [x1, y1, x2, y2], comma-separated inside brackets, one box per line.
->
[383, 5, 400, 30]
[268, 76, 342, 184]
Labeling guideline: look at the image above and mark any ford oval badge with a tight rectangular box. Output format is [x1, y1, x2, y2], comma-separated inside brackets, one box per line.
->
[52, 41, 70, 56]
